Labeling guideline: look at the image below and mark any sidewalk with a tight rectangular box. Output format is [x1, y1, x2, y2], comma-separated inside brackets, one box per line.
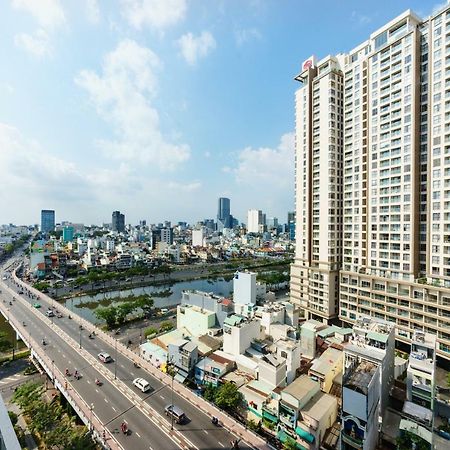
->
[8, 402, 38, 450]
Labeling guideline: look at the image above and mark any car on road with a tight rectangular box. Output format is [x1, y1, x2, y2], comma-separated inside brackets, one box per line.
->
[45, 309, 54, 317]
[133, 377, 151, 393]
[164, 405, 186, 424]
[33, 303, 41, 308]
[98, 352, 112, 363]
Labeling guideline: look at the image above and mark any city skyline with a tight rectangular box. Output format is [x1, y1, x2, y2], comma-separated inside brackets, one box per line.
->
[0, 0, 439, 226]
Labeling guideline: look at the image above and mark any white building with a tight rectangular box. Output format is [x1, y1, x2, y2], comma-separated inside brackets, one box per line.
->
[192, 227, 206, 247]
[222, 315, 262, 356]
[233, 271, 257, 305]
[275, 339, 302, 384]
[258, 354, 286, 389]
[247, 209, 263, 233]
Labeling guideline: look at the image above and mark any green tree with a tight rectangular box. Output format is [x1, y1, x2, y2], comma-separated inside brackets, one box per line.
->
[247, 419, 261, 432]
[283, 437, 298, 450]
[144, 327, 158, 337]
[116, 301, 136, 325]
[94, 306, 117, 329]
[396, 431, 430, 450]
[214, 383, 243, 411]
[159, 321, 174, 332]
[203, 384, 218, 402]
[134, 295, 154, 318]
[0, 331, 12, 353]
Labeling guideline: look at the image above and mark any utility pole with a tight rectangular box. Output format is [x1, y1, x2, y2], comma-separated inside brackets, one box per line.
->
[114, 339, 117, 380]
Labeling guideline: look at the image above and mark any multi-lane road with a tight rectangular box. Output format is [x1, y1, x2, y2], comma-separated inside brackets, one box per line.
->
[0, 258, 267, 450]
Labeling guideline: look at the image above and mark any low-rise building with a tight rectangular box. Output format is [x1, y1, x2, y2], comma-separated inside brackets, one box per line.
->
[279, 375, 320, 432]
[275, 339, 301, 384]
[239, 380, 273, 421]
[223, 315, 262, 356]
[168, 339, 198, 382]
[295, 391, 338, 450]
[258, 354, 286, 389]
[194, 352, 235, 387]
[308, 347, 343, 394]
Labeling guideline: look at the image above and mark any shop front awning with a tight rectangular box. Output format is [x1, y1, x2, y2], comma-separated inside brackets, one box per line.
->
[295, 426, 314, 443]
[262, 410, 278, 422]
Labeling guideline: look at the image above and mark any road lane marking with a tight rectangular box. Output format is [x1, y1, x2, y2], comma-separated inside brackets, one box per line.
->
[104, 398, 108, 403]
[136, 432, 141, 438]
[95, 389, 99, 393]
[159, 395, 165, 400]
[203, 430, 208, 435]
[219, 443, 225, 448]
[86, 380, 90, 384]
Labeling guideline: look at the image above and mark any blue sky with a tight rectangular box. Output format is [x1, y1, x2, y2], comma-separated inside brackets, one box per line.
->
[0, 0, 442, 226]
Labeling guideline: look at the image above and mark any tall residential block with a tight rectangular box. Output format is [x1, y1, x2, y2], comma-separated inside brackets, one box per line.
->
[40, 210, 55, 233]
[111, 210, 125, 233]
[247, 209, 263, 233]
[290, 5, 450, 359]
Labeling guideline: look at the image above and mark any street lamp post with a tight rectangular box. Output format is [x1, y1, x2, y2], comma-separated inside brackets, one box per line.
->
[79, 325, 82, 349]
[171, 366, 174, 430]
[90, 403, 94, 430]
[166, 355, 175, 430]
[114, 339, 117, 380]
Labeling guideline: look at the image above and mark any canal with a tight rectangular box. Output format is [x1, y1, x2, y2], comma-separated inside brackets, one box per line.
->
[61, 277, 234, 324]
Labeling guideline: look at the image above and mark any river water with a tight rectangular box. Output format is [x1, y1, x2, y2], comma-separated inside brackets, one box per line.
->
[61, 277, 234, 324]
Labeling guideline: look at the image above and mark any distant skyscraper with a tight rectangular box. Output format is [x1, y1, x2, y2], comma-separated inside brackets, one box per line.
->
[41, 210, 55, 233]
[112, 211, 125, 233]
[247, 209, 263, 233]
[217, 197, 232, 231]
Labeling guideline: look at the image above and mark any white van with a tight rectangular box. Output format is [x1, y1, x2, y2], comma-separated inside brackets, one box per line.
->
[132, 377, 151, 393]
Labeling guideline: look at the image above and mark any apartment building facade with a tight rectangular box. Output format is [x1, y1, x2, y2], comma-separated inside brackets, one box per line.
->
[290, 5, 450, 359]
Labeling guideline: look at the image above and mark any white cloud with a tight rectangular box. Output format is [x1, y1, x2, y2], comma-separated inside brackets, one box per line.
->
[233, 132, 294, 187]
[177, 31, 216, 65]
[14, 29, 52, 58]
[12, 0, 65, 29]
[234, 28, 262, 46]
[75, 39, 190, 171]
[220, 132, 295, 220]
[121, 0, 186, 30]
[85, 0, 100, 24]
[12, 0, 65, 57]
[350, 11, 371, 26]
[0, 123, 92, 207]
[167, 181, 202, 192]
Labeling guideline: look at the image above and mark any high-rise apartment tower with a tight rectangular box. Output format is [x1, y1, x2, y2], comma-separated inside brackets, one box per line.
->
[112, 211, 125, 233]
[290, 5, 450, 359]
[41, 210, 55, 233]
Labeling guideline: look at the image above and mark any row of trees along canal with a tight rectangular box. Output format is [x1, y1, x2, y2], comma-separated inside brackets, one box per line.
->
[93, 294, 154, 330]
